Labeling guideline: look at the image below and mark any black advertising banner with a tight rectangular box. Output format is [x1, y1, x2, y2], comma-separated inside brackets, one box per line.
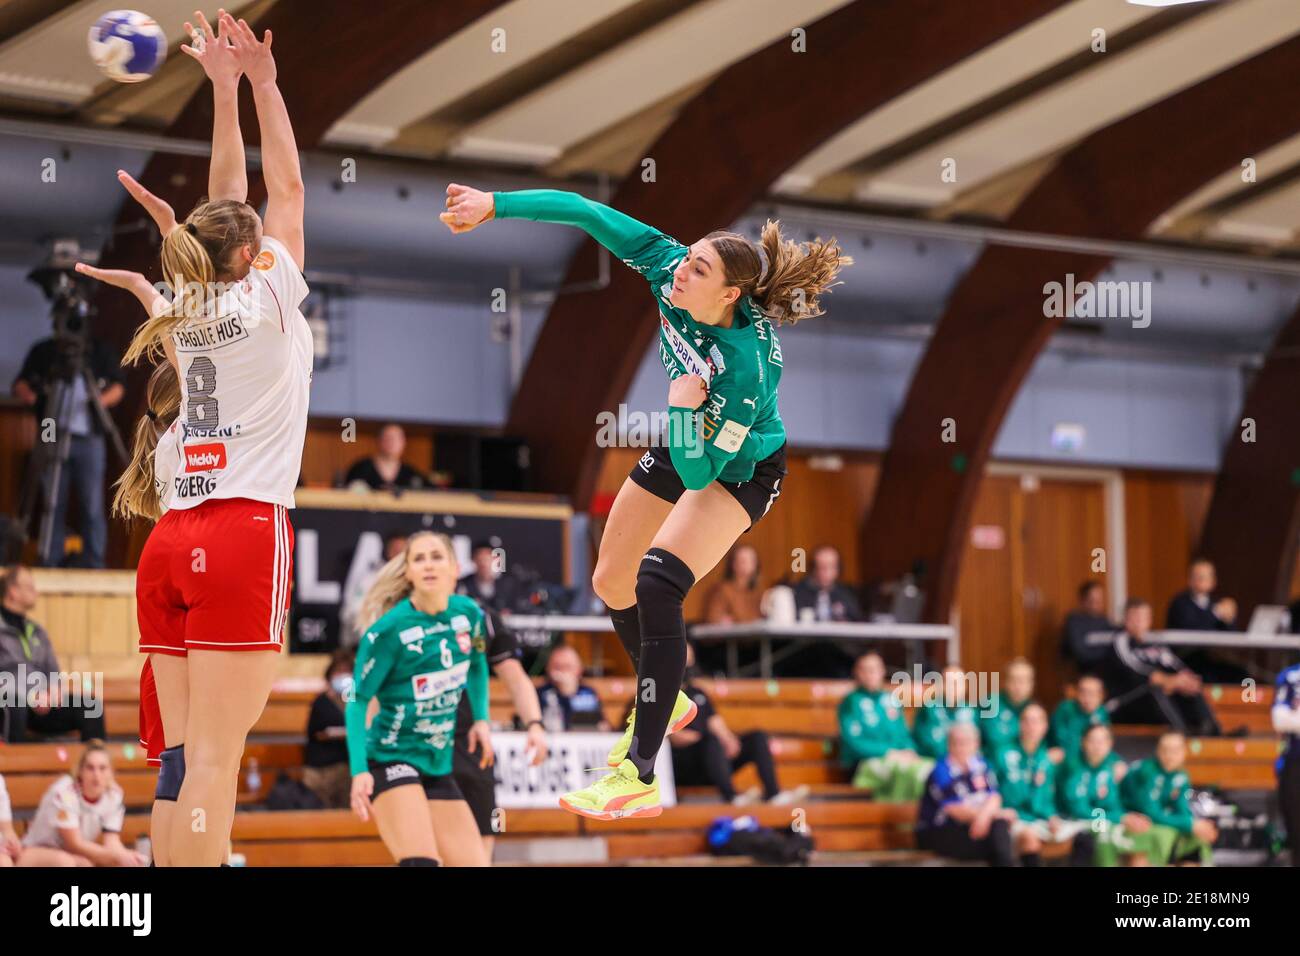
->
[288, 493, 567, 653]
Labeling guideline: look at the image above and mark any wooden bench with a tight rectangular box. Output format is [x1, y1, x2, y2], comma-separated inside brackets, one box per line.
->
[106, 801, 917, 866]
[1208, 685, 1275, 735]
[1, 741, 306, 812]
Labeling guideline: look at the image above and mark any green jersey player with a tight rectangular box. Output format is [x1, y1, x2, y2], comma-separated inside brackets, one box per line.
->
[442, 184, 850, 819]
[347, 532, 492, 866]
[1119, 732, 1217, 865]
[1059, 724, 1158, 866]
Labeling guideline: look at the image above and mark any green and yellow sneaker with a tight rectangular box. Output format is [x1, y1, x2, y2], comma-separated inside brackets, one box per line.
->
[559, 759, 661, 820]
[607, 689, 698, 767]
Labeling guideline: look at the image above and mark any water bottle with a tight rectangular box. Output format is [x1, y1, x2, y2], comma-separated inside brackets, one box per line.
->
[245, 757, 261, 795]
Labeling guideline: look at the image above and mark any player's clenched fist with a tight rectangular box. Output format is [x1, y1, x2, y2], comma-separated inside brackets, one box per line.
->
[668, 374, 708, 410]
[440, 184, 495, 234]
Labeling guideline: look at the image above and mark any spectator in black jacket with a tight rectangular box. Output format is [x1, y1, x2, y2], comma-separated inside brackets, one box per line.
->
[1061, 580, 1113, 674]
[1105, 598, 1220, 736]
[0, 565, 105, 743]
[342, 423, 431, 492]
[793, 545, 863, 623]
[457, 540, 521, 612]
[668, 642, 806, 805]
[302, 650, 353, 808]
[1165, 558, 1247, 682]
[1166, 558, 1237, 631]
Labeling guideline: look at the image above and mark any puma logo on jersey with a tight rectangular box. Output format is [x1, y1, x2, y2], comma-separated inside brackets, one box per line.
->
[742, 398, 757, 409]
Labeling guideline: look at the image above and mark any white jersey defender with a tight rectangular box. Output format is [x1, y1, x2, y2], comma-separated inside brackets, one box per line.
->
[167, 235, 312, 510]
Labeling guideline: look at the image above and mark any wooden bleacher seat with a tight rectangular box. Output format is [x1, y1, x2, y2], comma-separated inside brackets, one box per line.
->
[1, 741, 306, 812]
[104, 801, 916, 866]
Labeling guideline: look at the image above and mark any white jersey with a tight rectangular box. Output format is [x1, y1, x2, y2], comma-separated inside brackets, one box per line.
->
[22, 774, 125, 848]
[168, 235, 312, 510]
[0, 773, 11, 824]
[154, 418, 181, 514]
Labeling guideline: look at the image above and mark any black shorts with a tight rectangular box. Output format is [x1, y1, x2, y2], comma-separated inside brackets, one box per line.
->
[452, 738, 498, 837]
[629, 443, 787, 528]
[368, 760, 464, 801]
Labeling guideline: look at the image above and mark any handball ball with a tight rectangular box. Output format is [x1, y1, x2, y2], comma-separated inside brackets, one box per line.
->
[87, 10, 167, 83]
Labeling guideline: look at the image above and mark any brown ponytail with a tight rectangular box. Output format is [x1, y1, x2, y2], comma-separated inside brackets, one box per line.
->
[112, 361, 180, 522]
[707, 220, 852, 325]
[122, 199, 261, 366]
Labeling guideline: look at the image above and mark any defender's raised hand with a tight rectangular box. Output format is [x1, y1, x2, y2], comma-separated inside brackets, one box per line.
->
[181, 9, 241, 87]
[226, 14, 276, 86]
[117, 169, 177, 237]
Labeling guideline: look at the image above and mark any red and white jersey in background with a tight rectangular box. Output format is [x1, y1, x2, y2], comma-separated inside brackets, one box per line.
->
[168, 235, 312, 510]
[22, 775, 125, 848]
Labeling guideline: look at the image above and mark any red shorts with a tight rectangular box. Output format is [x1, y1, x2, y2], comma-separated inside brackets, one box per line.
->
[139, 658, 163, 767]
[137, 497, 293, 657]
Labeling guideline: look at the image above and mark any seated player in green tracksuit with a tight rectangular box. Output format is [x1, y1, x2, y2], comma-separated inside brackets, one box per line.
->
[1059, 724, 1157, 866]
[1121, 732, 1218, 865]
[978, 657, 1037, 761]
[441, 183, 850, 819]
[913, 665, 979, 760]
[994, 703, 1092, 866]
[346, 531, 493, 867]
[1050, 673, 1110, 767]
[838, 652, 933, 800]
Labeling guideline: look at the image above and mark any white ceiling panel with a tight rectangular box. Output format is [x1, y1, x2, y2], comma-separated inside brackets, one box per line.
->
[324, 0, 646, 150]
[0, 0, 205, 105]
[774, 0, 1160, 195]
[447, 0, 854, 165]
[856, 0, 1300, 207]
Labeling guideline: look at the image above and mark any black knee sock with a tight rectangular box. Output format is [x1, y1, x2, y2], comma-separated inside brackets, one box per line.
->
[608, 604, 641, 671]
[628, 548, 694, 783]
[398, 856, 440, 867]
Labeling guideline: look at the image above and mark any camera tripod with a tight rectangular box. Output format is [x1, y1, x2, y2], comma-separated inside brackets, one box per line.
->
[9, 340, 129, 567]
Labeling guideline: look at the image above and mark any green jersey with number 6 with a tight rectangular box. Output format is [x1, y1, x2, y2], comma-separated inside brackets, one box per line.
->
[345, 594, 490, 778]
[494, 190, 785, 488]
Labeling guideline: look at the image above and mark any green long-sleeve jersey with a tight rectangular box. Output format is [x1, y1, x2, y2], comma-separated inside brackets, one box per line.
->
[1049, 699, 1110, 766]
[1120, 758, 1195, 834]
[837, 688, 914, 767]
[346, 594, 489, 778]
[1060, 752, 1125, 824]
[493, 189, 785, 488]
[912, 704, 977, 760]
[979, 694, 1028, 761]
[992, 742, 1058, 822]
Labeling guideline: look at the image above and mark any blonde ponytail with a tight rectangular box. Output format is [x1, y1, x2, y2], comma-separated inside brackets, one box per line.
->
[123, 199, 261, 366]
[706, 220, 852, 326]
[356, 532, 459, 633]
[112, 362, 180, 522]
